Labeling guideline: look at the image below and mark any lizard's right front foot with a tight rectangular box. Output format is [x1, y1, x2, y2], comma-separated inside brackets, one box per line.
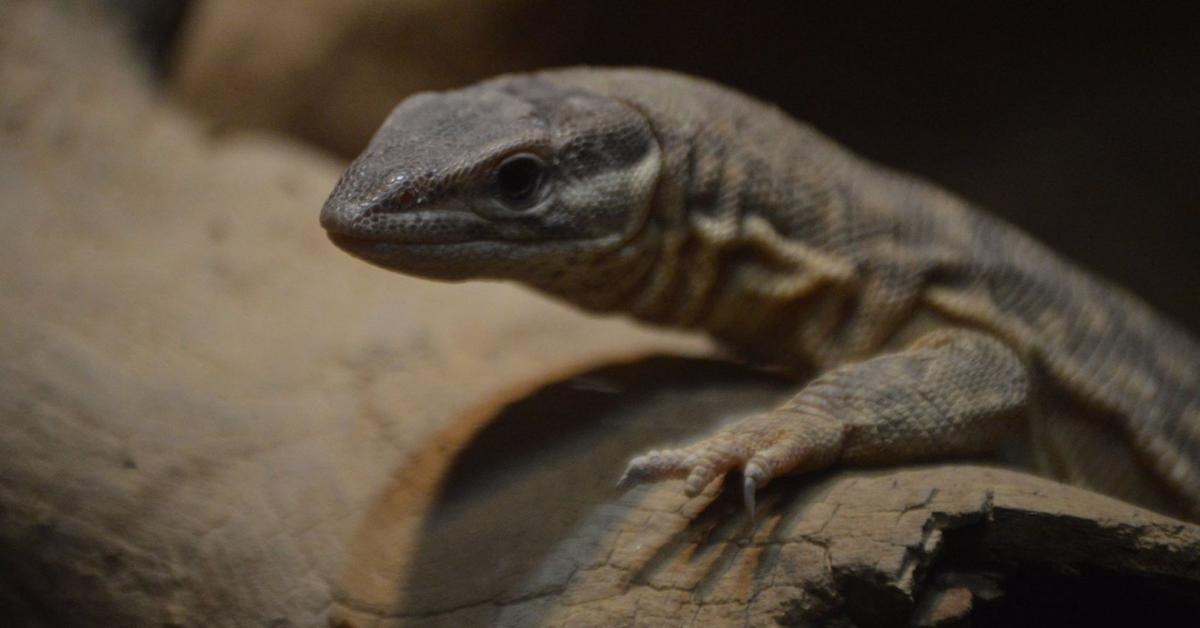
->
[616, 409, 844, 516]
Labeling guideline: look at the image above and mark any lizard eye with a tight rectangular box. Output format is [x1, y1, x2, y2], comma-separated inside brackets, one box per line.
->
[493, 153, 545, 208]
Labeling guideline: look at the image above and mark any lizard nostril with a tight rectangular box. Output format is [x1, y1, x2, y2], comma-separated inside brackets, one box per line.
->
[369, 186, 429, 214]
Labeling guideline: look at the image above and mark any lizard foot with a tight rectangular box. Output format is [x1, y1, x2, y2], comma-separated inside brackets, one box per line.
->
[616, 409, 843, 517]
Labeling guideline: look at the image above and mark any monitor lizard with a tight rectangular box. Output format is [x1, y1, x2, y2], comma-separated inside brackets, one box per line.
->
[319, 68, 1200, 522]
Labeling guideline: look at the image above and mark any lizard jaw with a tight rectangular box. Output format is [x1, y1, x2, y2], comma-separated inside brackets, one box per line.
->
[324, 232, 497, 281]
[324, 231, 572, 282]
[325, 229, 629, 284]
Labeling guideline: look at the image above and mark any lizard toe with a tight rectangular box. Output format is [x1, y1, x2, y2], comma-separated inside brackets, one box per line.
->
[616, 448, 689, 489]
[743, 474, 759, 518]
[741, 458, 775, 517]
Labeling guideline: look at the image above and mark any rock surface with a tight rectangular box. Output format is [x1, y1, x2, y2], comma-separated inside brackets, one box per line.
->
[171, 0, 561, 157]
[2, 2, 1198, 626]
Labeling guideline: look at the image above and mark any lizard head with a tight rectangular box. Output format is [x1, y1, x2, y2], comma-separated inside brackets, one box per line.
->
[320, 73, 663, 300]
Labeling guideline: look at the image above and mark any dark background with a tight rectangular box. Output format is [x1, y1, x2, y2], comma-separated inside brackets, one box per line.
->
[119, 1, 1199, 332]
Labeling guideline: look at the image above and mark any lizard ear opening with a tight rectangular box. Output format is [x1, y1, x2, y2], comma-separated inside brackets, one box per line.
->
[493, 153, 546, 210]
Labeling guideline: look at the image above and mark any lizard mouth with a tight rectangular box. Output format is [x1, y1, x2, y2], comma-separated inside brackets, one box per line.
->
[323, 230, 480, 258]
[323, 208, 498, 245]
[325, 231, 389, 252]
[323, 226, 502, 254]
[323, 230, 494, 280]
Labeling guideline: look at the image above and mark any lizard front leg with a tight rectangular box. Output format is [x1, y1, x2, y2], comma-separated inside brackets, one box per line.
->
[618, 330, 1030, 514]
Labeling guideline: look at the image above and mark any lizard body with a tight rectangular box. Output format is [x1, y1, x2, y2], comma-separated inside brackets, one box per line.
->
[320, 68, 1200, 521]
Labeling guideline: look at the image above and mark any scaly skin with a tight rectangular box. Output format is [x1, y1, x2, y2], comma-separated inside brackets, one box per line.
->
[320, 68, 1200, 521]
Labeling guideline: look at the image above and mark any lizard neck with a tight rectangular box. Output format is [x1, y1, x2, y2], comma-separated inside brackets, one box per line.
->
[535, 70, 962, 369]
[617, 114, 872, 370]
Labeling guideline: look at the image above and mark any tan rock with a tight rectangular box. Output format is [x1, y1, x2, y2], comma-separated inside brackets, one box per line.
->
[170, 0, 554, 156]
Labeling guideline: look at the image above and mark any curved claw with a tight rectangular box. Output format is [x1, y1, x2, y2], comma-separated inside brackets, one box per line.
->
[743, 475, 757, 518]
[615, 465, 643, 490]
